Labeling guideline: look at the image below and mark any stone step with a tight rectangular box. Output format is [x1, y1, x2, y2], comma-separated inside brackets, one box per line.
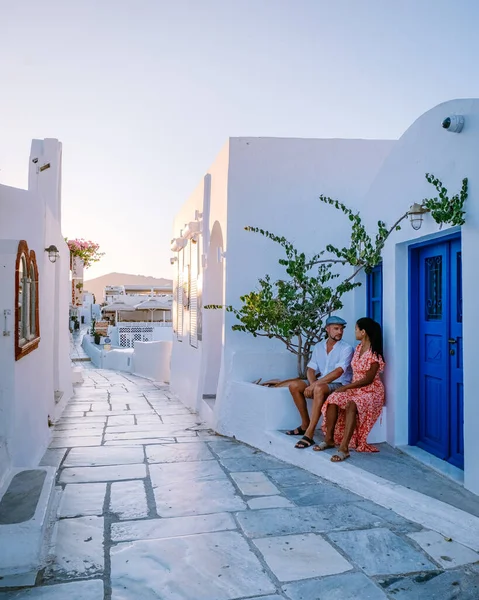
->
[0, 467, 58, 587]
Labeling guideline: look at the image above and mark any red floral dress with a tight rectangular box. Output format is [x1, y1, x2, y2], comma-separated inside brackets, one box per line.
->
[321, 346, 385, 452]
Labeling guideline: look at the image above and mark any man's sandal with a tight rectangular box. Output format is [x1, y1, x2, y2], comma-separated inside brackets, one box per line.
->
[286, 426, 306, 436]
[295, 435, 315, 449]
[331, 451, 350, 462]
[312, 442, 335, 452]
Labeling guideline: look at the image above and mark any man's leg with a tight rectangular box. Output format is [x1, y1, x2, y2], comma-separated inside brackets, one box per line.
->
[286, 379, 309, 434]
[304, 383, 330, 440]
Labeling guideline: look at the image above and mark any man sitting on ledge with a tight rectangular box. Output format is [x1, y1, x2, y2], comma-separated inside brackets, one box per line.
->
[286, 316, 354, 449]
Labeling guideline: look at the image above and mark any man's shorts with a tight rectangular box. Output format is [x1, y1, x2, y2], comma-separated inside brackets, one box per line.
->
[302, 381, 343, 393]
[327, 382, 343, 393]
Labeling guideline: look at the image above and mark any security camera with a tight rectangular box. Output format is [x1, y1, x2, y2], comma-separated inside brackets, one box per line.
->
[32, 157, 38, 163]
[441, 115, 464, 133]
[170, 257, 178, 265]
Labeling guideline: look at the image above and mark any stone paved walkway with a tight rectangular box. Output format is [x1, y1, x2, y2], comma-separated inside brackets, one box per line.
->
[1, 366, 479, 599]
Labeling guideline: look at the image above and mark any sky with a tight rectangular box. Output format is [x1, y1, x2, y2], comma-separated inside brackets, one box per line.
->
[1, 0, 479, 280]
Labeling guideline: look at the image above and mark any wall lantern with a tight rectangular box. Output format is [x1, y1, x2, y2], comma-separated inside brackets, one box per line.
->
[170, 237, 188, 252]
[408, 204, 428, 231]
[45, 244, 60, 263]
[182, 221, 202, 240]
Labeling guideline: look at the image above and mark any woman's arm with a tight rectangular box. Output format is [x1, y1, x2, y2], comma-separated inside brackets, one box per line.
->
[333, 362, 380, 392]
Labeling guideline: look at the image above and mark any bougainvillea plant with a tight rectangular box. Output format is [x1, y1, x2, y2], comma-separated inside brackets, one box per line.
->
[205, 173, 468, 378]
[66, 238, 104, 269]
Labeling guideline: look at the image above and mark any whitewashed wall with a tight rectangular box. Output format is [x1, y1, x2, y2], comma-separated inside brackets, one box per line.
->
[170, 138, 393, 421]
[0, 139, 72, 479]
[214, 138, 394, 433]
[170, 142, 230, 413]
[356, 99, 479, 494]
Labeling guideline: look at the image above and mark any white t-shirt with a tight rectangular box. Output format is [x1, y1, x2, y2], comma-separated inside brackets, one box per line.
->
[307, 339, 354, 385]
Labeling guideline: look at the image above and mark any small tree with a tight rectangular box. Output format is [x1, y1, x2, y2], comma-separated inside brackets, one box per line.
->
[205, 174, 468, 378]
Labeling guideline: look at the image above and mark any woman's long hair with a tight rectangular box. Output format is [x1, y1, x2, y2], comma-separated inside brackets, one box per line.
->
[356, 317, 384, 360]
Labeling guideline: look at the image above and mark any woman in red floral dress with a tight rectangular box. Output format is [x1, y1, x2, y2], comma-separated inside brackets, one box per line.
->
[313, 317, 385, 461]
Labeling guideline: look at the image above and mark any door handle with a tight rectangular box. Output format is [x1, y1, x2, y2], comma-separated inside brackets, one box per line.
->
[448, 338, 457, 344]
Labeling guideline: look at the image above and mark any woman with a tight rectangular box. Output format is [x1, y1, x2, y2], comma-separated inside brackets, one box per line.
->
[313, 317, 385, 461]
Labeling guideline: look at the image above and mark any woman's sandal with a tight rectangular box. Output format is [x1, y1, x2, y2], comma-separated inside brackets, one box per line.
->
[331, 451, 350, 462]
[295, 435, 315, 449]
[286, 426, 306, 436]
[312, 442, 335, 452]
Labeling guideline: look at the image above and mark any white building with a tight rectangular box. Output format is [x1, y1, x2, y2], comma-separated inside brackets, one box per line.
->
[0, 138, 72, 488]
[171, 99, 479, 497]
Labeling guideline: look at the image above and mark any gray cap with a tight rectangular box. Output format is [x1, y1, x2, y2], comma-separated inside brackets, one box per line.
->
[325, 316, 347, 326]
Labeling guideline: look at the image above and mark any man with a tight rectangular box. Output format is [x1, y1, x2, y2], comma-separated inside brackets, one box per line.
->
[286, 316, 354, 448]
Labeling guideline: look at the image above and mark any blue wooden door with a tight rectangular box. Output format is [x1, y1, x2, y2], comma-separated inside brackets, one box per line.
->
[414, 237, 464, 468]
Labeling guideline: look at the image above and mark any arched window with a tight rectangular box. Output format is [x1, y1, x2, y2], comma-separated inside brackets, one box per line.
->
[15, 241, 40, 360]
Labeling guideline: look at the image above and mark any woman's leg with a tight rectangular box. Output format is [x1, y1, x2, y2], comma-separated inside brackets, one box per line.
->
[332, 401, 357, 461]
[324, 403, 338, 445]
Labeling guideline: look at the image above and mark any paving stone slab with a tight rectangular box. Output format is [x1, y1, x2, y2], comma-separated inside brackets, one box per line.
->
[236, 504, 387, 538]
[53, 424, 104, 434]
[106, 423, 190, 434]
[46, 516, 104, 578]
[379, 565, 479, 599]
[283, 571, 388, 600]
[111, 512, 236, 542]
[49, 436, 103, 448]
[254, 533, 352, 582]
[110, 480, 149, 519]
[219, 455, 289, 472]
[328, 528, 437, 575]
[353, 500, 420, 530]
[153, 479, 246, 517]
[63, 446, 144, 467]
[150, 460, 226, 485]
[107, 415, 136, 426]
[247, 496, 295, 509]
[279, 482, 362, 506]
[57, 417, 106, 425]
[176, 435, 224, 443]
[210, 443, 267, 460]
[105, 429, 196, 441]
[39, 449, 67, 469]
[104, 438, 176, 446]
[110, 531, 276, 599]
[265, 467, 323, 487]
[59, 483, 107, 517]
[160, 414, 202, 425]
[146, 442, 214, 463]
[230, 472, 280, 496]
[60, 463, 147, 483]
[408, 530, 479, 568]
[0, 580, 104, 599]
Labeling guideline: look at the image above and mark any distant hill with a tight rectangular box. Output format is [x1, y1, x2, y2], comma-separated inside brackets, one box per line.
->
[84, 272, 173, 302]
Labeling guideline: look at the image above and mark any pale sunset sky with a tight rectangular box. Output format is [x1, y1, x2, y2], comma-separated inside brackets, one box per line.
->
[1, 0, 479, 280]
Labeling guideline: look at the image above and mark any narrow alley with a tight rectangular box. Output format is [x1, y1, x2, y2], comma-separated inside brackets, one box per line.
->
[1, 360, 478, 599]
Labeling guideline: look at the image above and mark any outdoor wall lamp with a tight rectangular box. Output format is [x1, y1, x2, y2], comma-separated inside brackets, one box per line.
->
[182, 221, 202, 240]
[408, 204, 428, 231]
[170, 237, 188, 252]
[45, 244, 60, 263]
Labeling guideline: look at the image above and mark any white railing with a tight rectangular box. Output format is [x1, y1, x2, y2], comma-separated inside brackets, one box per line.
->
[118, 325, 154, 348]
[118, 321, 172, 327]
